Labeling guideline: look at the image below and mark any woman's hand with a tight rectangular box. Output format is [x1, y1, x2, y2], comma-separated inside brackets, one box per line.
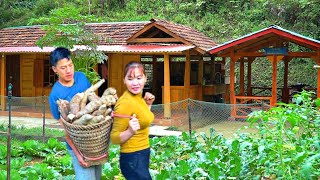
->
[128, 114, 140, 134]
[144, 92, 155, 106]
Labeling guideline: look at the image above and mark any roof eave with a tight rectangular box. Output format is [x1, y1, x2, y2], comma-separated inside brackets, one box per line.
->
[209, 26, 320, 54]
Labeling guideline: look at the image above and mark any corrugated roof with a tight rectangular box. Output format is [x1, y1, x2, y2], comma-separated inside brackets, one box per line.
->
[0, 45, 194, 53]
[209, 25, 320, 54]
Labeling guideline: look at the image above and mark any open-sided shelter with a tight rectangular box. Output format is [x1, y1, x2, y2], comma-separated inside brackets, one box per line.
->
[0, 19, 228, 118]
[209, 25, 320, 119]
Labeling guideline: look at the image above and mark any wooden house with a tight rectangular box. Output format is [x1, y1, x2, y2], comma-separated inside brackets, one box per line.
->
[0, 19, 229, 118]
[209, 25, 320, 119]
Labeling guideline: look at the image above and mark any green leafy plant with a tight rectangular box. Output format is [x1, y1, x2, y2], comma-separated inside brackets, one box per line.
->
[29, 6, 106, 83]
[248, 90, 320, 179]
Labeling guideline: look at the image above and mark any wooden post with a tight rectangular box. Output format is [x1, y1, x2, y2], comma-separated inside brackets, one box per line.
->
[198, 56, 203, 100]
[230, 53, 239, 119]
[230, 55, 238, 105]
[184, 51, 190, 99]
[152, 56, 157, 97]
[247, 57, 253, 96]
[267, 55, 283, 106]
[1, 54, 6, 111]
[211, 56, 215, 84]
[282, 57, 292, 103]
[271, 56, 277, 106]
[240, 58, 245, 96]
[163, 53, 171, 118]
[314, 50, 320, 99]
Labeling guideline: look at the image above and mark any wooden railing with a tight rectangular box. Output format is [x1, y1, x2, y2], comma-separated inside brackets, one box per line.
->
[230, 95, 271, 119]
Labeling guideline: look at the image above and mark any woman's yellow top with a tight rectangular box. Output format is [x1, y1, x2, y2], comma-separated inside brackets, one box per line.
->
[110, 90, 154, 153]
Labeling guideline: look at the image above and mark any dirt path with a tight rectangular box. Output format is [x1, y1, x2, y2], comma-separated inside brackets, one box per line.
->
[0, 116, 59, 129]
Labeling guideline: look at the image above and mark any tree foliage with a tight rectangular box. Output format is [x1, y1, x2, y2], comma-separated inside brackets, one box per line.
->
[29, 6, 106, 83]
[1, 0, 319, 86]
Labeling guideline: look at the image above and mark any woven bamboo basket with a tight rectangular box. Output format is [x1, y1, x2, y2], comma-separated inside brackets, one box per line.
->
[61, 117, 113, 166]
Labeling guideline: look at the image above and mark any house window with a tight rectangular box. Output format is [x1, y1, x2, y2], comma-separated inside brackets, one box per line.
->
[43, 57, 57, 87]
[141, 57, 153, 89]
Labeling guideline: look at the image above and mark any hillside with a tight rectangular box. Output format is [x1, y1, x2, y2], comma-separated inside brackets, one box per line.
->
[0, 0, 319, 88]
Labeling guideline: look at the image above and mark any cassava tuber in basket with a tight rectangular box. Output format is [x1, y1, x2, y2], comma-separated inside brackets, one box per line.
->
[57, 79, 117, 166]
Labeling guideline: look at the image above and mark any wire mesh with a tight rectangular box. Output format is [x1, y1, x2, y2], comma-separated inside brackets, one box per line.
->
[0, 95, 51, 114]
[152, 98, 270, 134]
[0, 96, 270, 138]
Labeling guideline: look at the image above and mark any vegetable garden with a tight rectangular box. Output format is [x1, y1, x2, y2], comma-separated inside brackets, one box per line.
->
[0, 91, 319, 179]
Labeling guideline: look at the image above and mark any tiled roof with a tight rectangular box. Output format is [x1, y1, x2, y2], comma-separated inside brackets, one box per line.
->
[0, 19, 217, 52]
[150, 19, 218, 51]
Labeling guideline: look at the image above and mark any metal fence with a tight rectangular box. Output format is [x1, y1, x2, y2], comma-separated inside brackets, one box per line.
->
[0, 95, 51, 114]
[151, 99, 269, 136]
[0, 96, 270, 137]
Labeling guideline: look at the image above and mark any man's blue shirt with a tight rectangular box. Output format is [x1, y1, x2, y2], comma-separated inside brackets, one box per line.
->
[48, 71, 91, 150]
[49, 71, 91, 120]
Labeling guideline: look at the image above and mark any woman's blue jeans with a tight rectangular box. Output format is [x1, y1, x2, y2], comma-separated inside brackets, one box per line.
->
[120, 148, 152, 180]
[68, 149, 102, 180]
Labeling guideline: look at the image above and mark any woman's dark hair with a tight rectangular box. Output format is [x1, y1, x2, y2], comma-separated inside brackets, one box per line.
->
[50, 47, 71, 66]
[124, 61, 145, 78]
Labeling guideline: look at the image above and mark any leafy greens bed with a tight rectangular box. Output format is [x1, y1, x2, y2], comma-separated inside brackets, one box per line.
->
[0, 92, 319, 179]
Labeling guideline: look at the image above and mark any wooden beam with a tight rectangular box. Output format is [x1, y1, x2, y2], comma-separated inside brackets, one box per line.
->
[266, 55, 284, 63]
[236, 35, 279, 52]
[129, 38, 181, 43]
[240, 58, 245, 96]
[1, 54, 6, 111]
[230, 54, 237, 118]
[153, 24, 193, 46]
[127, 23, 155, 42]
[210, 56, 215, 84]
[152, 56, 157, 97]
[282, 57, 292, 103]
[184, 51, 191, 99]
[316, 49, 320, 99]
[163, 53, 171, 118]
[270, 55, 278, 106]
[198, 57, 203, 100]
[218, 51, 318, 58]
[247, 57, 254, 96]
[145, 29, 161, 38]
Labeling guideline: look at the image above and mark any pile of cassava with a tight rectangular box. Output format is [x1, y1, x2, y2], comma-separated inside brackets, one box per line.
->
[57, 79, 117, 125]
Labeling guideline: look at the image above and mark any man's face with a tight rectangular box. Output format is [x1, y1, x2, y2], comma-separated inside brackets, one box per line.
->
[52, 58, 74, 85]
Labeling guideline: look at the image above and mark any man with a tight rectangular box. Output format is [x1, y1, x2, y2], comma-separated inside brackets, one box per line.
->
[48, 47, 102, 180]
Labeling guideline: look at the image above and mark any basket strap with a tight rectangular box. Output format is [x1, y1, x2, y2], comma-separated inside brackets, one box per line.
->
[111, 111, 134, 119]
[82, 153, 109, 161]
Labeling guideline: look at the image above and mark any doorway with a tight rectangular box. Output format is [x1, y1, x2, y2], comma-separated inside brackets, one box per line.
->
[6, 55, 20, 97]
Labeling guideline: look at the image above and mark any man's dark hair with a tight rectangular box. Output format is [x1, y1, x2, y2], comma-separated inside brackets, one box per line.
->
[50, 47, 71, 66]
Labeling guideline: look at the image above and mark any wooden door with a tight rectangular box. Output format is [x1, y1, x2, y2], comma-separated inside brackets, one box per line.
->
[109, 54, 140, 96]
[6, 55, 20, 96]
[20, 54, 35, 97]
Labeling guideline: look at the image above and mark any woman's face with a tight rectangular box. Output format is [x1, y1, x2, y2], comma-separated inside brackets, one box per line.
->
[124, 67, 146, 95]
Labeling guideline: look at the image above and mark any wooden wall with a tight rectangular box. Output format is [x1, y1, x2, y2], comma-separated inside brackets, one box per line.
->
[20, 53, 51, 97]
[108, 53, 140, 97]
[163, 85, 200, 103]
[20, 54, 35, 97]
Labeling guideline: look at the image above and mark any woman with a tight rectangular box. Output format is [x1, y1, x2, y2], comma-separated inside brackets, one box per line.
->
[110, 61, 155, 179]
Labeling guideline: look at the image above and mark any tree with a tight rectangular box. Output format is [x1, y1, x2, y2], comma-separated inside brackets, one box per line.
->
[29, 6, 106, 83]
